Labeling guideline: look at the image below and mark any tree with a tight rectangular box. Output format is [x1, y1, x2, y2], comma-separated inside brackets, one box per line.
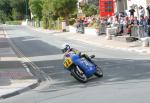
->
[51, 0, 77, 25]
[81, 4, 98, 16]
[0, 0, 12, 22]
[42, 0, 57, 29]
[10, 0, 27, 20]
[42, 0, 51, 29]
[29, 0, 43, 21]
[0, 10, 7, 23]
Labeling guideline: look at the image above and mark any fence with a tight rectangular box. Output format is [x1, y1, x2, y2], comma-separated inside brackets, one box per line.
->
[97, 23, 107, 35]
[27, 20, 62, 30]
[104, 24, 150, 38]
[131, 25, 149, 38]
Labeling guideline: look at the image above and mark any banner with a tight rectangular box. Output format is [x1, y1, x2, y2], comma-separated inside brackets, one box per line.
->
[99, 0, 114, 17]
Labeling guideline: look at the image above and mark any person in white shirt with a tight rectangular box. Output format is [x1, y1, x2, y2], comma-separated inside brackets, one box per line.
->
[139, 6, 145, 17]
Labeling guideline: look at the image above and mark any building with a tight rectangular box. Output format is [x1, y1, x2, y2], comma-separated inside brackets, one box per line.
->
[126, 0, 150, 17]
[99, 0, 127, 17]
[115, 0, 127, 13]
[99, 0, 114, 17]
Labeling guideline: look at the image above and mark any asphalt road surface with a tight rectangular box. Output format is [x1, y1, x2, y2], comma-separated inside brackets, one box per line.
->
[1, 25, 150, 103]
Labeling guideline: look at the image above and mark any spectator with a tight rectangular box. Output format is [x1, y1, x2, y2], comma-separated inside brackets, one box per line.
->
[107, 16, 113, 26]
[139, 6, 145, 17]
[112, 16, 119, 27]
[124, 16, 132, 35]
[130, 15, 135, 25]
[139, 16, 147, 37]
[83, 17, 89, 27]
[133, 17, 139, 25]
[119, 16, 124, 34]
[139, 16, 146, 26]
[146, 4, 150, 18]
[129, 7, 135, 17]
[145, 16, 150, 37]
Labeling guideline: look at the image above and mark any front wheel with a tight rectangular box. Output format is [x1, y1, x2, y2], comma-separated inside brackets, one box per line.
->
[94, 66, 103, 77]
[71, 66, 88, 83]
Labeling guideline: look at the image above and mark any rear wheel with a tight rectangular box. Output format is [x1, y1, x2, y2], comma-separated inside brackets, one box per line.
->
[71, 66, 88, 83]
[94, 66, 103, 77]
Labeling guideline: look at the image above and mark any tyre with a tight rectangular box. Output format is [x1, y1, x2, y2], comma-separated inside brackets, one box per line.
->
[71, 66, 88, 83]
[94, 66, 103, 77]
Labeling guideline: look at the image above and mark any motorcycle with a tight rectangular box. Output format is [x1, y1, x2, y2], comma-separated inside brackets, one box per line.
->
[63, 52, 103, 83]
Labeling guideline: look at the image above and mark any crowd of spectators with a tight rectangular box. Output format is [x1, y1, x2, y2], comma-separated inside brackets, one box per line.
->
[75, 5, 150, 37]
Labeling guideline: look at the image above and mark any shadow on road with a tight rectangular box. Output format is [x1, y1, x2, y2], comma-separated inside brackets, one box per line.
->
[32, 58, 150, 92]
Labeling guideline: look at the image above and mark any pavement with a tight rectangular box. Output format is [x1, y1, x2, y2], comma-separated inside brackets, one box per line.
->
[1, 25, 150, 100]
[30, 26, 150, 54]
[0, 26, 40, 100]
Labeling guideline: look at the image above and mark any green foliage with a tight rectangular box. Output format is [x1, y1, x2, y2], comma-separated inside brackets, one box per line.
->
[81, 4, 98, 16]
[51, 0, 77, 25]
[10, 0, 27, 20]
[5, 20, 22, 25]
[0, 0, 12, 23]
[0, 0, 30, 22]
[29, 0, 43, 20]
[42, 0, 51, 29]
[0, 10, 8, 23]
[69, 18, 76, 25]
[42, 16, 49, 29]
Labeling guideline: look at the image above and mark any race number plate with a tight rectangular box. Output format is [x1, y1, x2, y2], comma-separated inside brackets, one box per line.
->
[64, 58, 72, 68]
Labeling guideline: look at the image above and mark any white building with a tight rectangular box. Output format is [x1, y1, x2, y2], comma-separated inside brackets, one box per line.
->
[126, 0, 150, 17]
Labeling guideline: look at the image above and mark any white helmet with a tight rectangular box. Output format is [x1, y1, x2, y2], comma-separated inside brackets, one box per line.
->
[61, 43, 70, 53]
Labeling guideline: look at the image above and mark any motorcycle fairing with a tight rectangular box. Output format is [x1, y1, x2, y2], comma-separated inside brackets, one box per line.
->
[71, 54, 96, 77]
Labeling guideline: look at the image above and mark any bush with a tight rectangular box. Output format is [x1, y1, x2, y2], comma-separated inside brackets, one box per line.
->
[69, 18, 76, 25]
[5, 21, 22, 25]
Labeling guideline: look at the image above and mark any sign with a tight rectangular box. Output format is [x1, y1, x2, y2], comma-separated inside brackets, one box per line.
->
[99, 0, 114, 17]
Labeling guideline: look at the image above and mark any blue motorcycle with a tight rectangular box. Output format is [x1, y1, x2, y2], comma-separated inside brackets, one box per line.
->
[63, 52, 103, 83]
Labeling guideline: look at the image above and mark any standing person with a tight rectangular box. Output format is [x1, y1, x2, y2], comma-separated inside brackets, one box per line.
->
[145, 16, 150, 37]
[112, 16, 120, 36]
[139, 6, 145, 17]
[130, 15, 135, 25]
[129, 7, 135, 17]
[83, 17, 88, 27]
[139, 16, 146, 37]
[133, 17, 139, 25]
[124, 16, 132, 35]
[146, 4, 150, 36]
[146, 4, 150, 18]
[119, 16, 124, 34]
[107, 16, 113, 26]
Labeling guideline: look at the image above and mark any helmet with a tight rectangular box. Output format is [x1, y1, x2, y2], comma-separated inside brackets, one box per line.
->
[61, 43, 71, 53]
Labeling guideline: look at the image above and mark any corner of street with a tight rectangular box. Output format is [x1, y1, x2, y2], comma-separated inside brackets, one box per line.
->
[1, 0, 150, 102]
[1, 24, 150, 103]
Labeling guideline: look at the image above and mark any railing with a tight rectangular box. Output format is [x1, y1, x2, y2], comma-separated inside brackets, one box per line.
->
[131, 25, 148, 38]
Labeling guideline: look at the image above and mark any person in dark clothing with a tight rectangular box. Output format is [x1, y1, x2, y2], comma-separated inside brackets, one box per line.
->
[61, 43, 97, 67]
[146, 17, 150, 25]
[145, 16, 150, 37]
[76, 18, 84, 34]
[129, 8, 135, 17]
[146, 5, 150, 18]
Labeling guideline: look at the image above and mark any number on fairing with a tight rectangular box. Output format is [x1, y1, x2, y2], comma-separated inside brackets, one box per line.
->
[64, 58, 72, 68]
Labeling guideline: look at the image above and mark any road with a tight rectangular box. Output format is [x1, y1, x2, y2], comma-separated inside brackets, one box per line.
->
[1, 25, 150, 103]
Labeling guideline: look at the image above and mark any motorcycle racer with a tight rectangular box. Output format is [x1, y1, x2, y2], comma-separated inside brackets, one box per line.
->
[61, 43, 97, 66]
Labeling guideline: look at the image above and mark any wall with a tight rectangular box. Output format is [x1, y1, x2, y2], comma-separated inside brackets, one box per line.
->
[69, 26, 98, 36]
